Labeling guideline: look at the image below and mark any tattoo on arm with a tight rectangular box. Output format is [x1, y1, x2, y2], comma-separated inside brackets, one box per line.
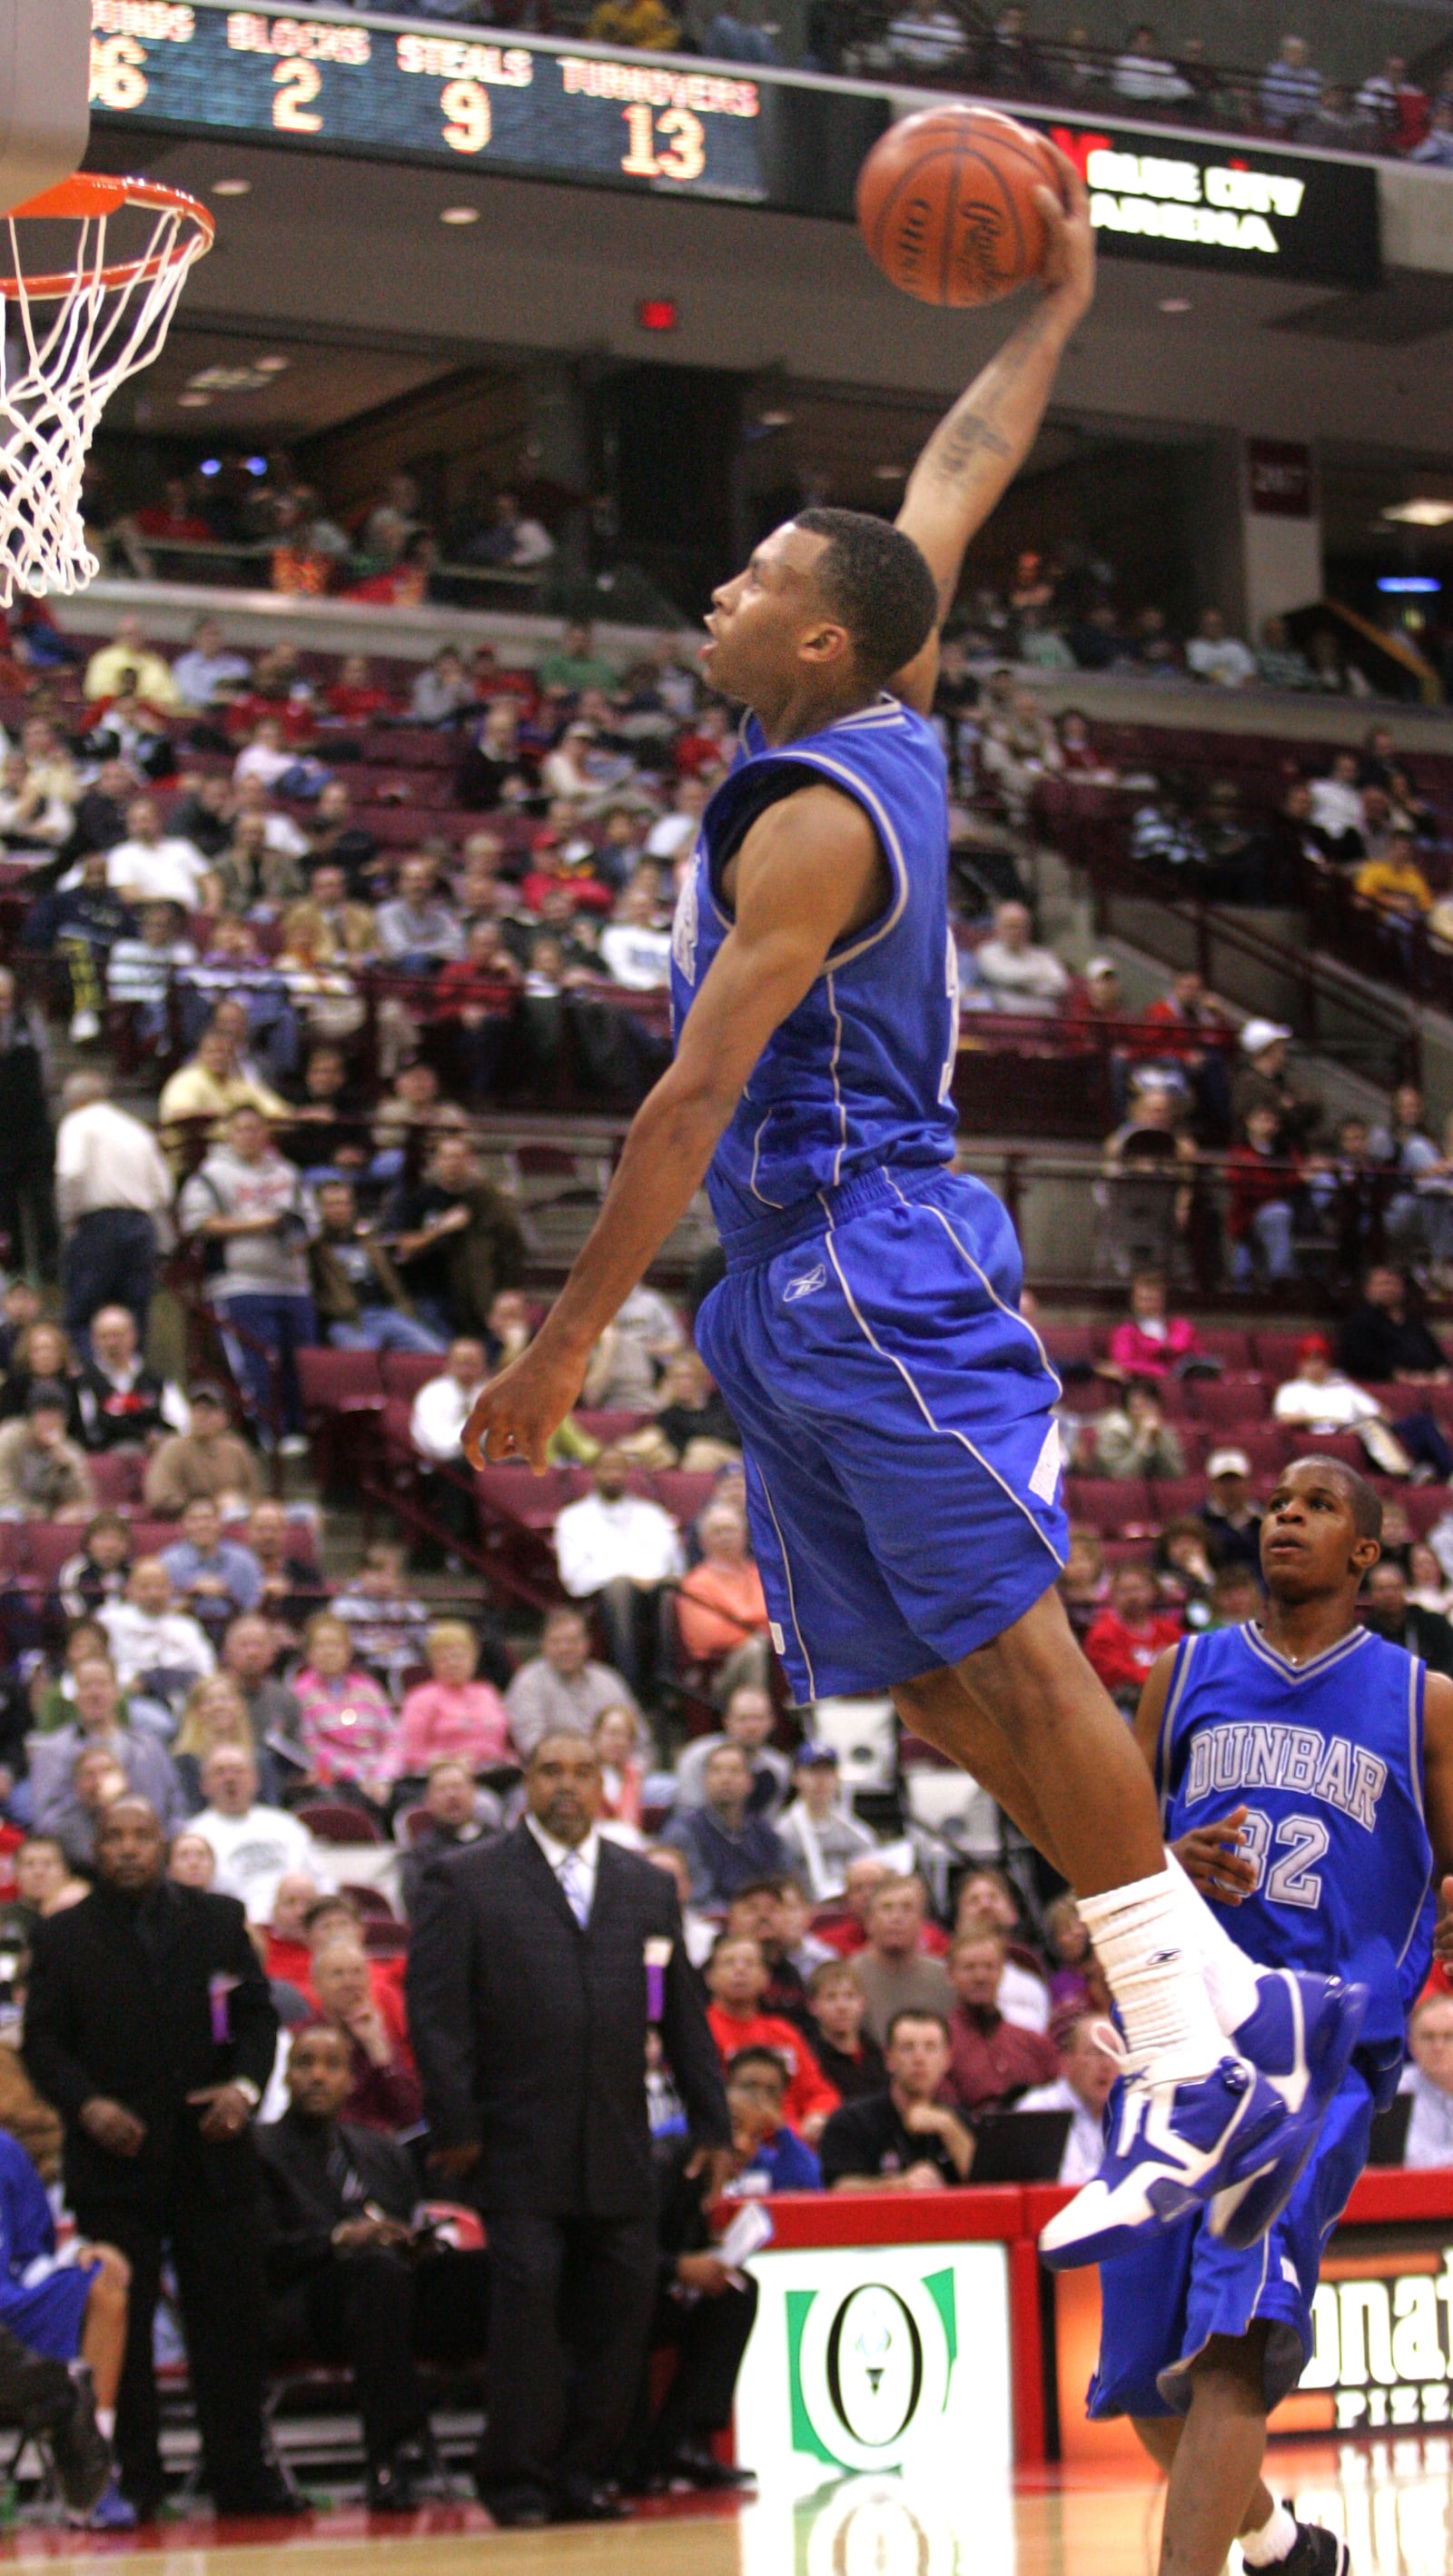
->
[927, 413, 1013, 483]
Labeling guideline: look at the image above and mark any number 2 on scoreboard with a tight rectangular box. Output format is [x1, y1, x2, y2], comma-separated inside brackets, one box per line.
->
[273, 61, 323, 133]
[620, 104, 706, 182]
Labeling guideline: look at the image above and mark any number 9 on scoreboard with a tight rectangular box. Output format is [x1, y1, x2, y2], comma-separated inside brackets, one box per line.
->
[442, 78, 491, 154]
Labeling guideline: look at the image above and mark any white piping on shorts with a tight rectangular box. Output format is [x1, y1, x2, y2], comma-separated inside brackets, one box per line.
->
[885, 1170, 1063, 1399]
[749, 1109, 786, 1208]
[825, 972, 847, 1187]
[819, 1204, 1066, 1573]
[753, 1461, 816, 1699]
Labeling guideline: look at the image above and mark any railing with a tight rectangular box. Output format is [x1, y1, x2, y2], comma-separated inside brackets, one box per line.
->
[1040, 783, 1421, 1094]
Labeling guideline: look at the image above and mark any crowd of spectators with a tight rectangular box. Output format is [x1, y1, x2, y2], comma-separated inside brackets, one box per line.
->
[293, 0, 1453, 170]
[0, 569, 1450, 2520]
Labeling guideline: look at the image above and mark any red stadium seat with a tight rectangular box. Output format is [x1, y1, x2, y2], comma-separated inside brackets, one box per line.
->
[1193, 1329, 1254, 1372]
[575, 1410, 651, 1442]
[1194, 1376, 1270, 1429]
[1063, 1478, 1153, 1533]
[295, 1801, 384, 1845]
[381, 1352, 443, 1403]
[1044, 1326, 1102, 1370]
[297, 1349, 384, 1411]
[1146, 1477, 1206, 1523]
[1284, 1430, 1365, 1471]
[1250, 1331, 1316, 1380]
[89, 1451, 145, 1507]
[650, 1471, 720, 1526]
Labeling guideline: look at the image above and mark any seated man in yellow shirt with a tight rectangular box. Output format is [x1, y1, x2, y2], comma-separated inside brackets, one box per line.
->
[82, 614, 181, 709]
[587, 0, 680, 44]
[1354, 828, 1433, 917]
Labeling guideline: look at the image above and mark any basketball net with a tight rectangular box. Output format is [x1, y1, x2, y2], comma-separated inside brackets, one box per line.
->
[0, 174, 213, 602]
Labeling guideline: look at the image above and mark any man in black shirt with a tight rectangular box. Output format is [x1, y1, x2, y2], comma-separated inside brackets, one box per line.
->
[1338, 1263, 1448, 1385]
[817, 2011, 974, 2191]
[308, 1178, 444, 1356]
[76, 1308, 179, 1453]
[386, 1126, 526, 1341]
[1200, 1448, 1264, 1576]
[256, 2026, 490, 2510]
[400, 1759, 502, 1920]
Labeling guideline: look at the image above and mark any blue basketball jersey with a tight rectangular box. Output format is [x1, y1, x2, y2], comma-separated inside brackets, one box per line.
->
[669, 695, 958, 1251]
[1154, 1621, 1434, 2100]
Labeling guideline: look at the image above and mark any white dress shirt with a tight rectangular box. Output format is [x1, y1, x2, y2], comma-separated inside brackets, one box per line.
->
[526, 1814, 601, 1925]
[55, 1100, 174, 1224]
[555, 1491, 685, 1597]
[410, 1374, 486, 1463]
[1404, 2067, 1453, 2170]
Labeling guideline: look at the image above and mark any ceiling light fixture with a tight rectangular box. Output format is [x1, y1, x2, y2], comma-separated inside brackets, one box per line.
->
[253, 355, 289, 374]
[440, 205, 479, 224]
[757, 409, 793, 428]
[874, 462, 906, 481]
[1383, 498, 1453, 528]
[177, 391, 211, 409]
[212, 177, 251, 196]
[1159, 295, 1191, 312]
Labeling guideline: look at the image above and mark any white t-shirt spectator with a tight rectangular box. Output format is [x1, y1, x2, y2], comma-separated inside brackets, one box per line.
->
[1272, 1372, 1380, 1432]
[105, 836, 212, 907]
[194, 1800, 322, 1923]
[974, 936, 1069, 1010]
[1185, 632, 1256, 689]
[599, 923, 671, 990]
[99, 1601, 214, 1693]
[410, 1373, 487, 1464]
[555, 1491, 685, 1597]
[234, 739, 297, 790]
[1308, 775, 1366, 841]
[173, 644, 251, 709]
[885, 4, 964, 67]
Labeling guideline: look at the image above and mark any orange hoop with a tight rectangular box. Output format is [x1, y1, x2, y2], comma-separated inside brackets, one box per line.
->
[0, 172, 213, 599]
[0, 173, 214, 300]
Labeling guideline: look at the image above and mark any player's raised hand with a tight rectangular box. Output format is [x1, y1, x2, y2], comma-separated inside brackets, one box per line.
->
[461, 1337, 588, 1474]
[1173, 1808, 1259, 1906]
[1433, 1875, 1453, 1965]
[1033, 145, 1094, 328]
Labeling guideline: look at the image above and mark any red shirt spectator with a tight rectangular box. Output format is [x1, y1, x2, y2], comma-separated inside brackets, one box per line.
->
[1226, 1110, 1300, 1247]
[135, 483, 213, 543]
[1083, 1564, 1182, 1699]
[520, 834, 613, 917]
[1107, 1271, 1204, 1380]
[944, 1934, 1059, 2115]
[706, 1935, 840, 2138]
[323, 656, 396, 724]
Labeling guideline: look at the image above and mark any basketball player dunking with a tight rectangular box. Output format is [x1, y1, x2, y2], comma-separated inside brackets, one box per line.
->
[1095, 1454, 1453, 2576]
[465, 157, 1363, 2265]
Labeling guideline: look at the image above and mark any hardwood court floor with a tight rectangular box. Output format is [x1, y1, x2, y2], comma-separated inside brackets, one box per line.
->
[0, 2441, 1447, 2576]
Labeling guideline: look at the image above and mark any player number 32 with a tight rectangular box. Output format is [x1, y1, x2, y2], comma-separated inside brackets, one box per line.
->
[1237, 1808, 1329, 1911]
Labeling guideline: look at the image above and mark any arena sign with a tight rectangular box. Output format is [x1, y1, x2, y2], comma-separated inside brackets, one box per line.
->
[1017, 116, 1381, 286]
[1301, 2248, 1453, 2433]
[87, 0, 1379, 275]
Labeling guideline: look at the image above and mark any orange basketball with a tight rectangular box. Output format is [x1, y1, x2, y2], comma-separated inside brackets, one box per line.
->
[855, 104, 1065, 307]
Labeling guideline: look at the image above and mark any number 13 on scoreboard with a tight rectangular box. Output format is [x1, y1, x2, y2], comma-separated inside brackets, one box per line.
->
[620, 104, 706, 181]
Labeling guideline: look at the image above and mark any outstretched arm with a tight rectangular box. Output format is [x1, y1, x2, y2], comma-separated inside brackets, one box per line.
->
[463, 785, 882, 1470]
[892, 150, 1096, 715]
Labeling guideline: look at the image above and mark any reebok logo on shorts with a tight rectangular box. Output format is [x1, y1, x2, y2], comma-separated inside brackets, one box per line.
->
[1028, 1419, 1062, 1504]
[784, 1263, 826, 1303]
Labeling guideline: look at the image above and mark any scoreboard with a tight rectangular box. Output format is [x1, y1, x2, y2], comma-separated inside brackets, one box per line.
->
[87, 0, 1381, 281]
[87, 0, 888, 216]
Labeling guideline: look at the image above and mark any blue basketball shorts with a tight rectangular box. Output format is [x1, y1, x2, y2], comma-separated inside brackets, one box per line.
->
[1090, 2068, 1375, 2421]
[695, 1163, 1068, 1705]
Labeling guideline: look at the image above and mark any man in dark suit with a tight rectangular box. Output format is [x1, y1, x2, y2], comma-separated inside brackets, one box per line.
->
[256, 2026, 491, 2510]
[22, 1796, 288, 2521]
[407, 1731, 731, 2527]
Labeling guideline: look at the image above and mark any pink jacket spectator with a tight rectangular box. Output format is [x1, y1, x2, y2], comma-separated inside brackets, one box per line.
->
[1106, 1316, 1202, 1380]
[388, 1678, 511, 1778]
[292, 1664, 397, 1788]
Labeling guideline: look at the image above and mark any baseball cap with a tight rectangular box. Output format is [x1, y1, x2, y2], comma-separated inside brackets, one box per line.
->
[1085, 956, 1118, 980]
[1240, 1017, 1290, 1055]
[1207, 1447, 1251, 1479]
[1297, 1333, 1331, 1363]
[186, 1381, 227, 1407]
[794, 1743, 839, 1769]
